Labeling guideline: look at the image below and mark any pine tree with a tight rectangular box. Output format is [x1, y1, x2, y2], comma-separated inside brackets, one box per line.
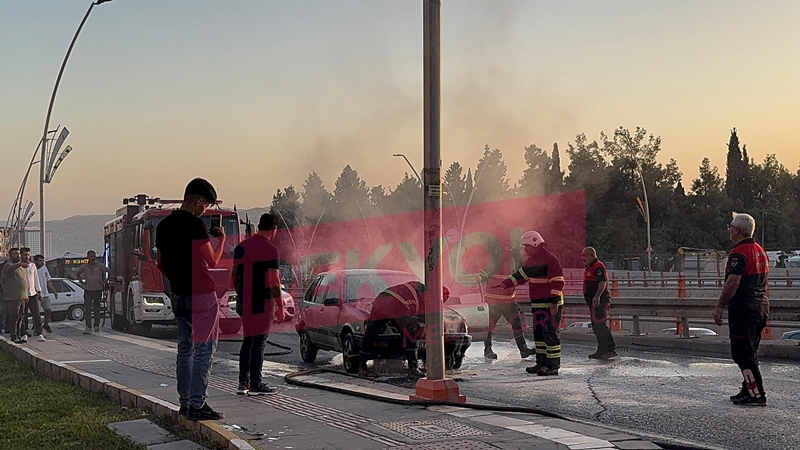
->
[300, 171, 332, 225]
[549, 143, 564, 193]
[724, 128, 744, 205]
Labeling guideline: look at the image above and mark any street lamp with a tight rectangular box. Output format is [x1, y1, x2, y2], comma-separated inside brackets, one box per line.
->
[38, 0, 113, 257]
[632, 158, 652, 272]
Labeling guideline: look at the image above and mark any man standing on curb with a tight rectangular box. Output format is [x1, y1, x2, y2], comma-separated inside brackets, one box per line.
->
[581, 247, 616, 359]
[75, 250, 109, 334]
[20, 248, 45, 342]
[1, 248, 29, 343]
[35, 254, 58, 334]
[157, 178, 226, 421]
[714, 212, 769, 406]
[232, 213, 284, 396]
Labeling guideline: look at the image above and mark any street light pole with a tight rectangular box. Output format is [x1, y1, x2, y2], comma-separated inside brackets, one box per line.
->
[633, 159, 652, 272]
[392, 154, 422, 184]
[413, 0, 464, 403]
[38, 0, 112, 257]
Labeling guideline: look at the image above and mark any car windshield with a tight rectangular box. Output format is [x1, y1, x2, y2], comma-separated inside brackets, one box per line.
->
[345, 272, 420, 302]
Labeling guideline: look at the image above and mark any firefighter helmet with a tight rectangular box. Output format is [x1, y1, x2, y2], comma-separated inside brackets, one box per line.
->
[520, 230, 545, 248]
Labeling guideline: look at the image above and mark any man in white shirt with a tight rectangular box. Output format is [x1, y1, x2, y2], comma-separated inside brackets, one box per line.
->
[20, 248, 44, 342]
[34, 255, 57, 334]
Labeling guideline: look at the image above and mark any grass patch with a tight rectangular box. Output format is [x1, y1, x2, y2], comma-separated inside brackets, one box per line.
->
[0, 350, 146, 450]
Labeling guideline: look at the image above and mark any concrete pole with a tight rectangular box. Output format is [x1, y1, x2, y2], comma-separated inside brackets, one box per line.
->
[421, 0, 445, 382]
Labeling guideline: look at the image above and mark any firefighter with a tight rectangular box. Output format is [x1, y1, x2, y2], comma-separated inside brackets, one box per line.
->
[714, 213, 769, 406]
[358, 282, 448, 378]
[481, 251, 535, 360]
[495, 231, 564, 375]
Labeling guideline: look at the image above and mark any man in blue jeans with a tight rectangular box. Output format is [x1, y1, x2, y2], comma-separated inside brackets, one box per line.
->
[156, 178, 227, 421]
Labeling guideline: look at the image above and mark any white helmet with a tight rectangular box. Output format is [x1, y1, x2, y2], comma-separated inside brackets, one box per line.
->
[520, 230, 545, 248]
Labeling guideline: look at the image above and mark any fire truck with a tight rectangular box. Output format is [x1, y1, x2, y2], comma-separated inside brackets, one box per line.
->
[103, 194, 243, 334]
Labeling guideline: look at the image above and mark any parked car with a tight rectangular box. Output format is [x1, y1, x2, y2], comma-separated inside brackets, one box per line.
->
[568, 321, 592, 329]
[660, 327, 718, 336]
[780, 330, 800, 340]
[223, 288, 296, 334]
[296, 269, 472, 372]
[49, 278, 94, 322]
[443, 292, 490, 342]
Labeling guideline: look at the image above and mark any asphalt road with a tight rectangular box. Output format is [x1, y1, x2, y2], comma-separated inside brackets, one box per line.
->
[187, 324, 800, 450]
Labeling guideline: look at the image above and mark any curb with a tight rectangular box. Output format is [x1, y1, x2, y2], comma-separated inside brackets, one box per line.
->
[490, 327, 800, 360]
[0, 337, 254, 450]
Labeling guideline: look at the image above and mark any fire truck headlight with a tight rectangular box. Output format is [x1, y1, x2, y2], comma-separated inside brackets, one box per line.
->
[142, 296, 165, 305]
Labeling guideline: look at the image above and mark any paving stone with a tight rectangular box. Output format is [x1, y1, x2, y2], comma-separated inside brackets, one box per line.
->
[107, 419, 175, 446]
[613, 441, 663, 450]
[148, 440, 207, 450]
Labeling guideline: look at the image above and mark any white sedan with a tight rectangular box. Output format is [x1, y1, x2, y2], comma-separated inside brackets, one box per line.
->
[49, 278, 94, 322]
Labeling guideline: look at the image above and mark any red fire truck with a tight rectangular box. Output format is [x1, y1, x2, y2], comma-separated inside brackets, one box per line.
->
[103, 194, 243, 334]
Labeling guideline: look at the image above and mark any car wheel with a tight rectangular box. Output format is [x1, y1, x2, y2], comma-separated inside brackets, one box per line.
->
[342, 333, 361, 374]
[446, 354, 464, 370]
[67, 305, 85, 322]
[299, 331, 318, 363]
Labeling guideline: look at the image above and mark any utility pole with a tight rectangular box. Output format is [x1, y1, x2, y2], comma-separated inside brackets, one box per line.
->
[412, 0, 464, 403]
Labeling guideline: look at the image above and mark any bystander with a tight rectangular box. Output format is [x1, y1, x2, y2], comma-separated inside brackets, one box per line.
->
[75, 250, 109, 334]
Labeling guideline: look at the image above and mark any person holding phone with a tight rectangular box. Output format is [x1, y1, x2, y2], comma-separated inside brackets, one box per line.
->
[156, 178, 226, 421]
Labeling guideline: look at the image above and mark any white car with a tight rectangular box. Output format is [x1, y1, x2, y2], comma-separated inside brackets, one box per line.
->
[568, 321, 592, 329]
[49, 278, 94, 322]
[660, 327, 718, 336]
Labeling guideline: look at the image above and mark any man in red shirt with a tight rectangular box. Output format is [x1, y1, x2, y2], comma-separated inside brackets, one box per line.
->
[232, 213, 284, 396]
[582, 247, 616, 359]
[714, 213, 769, 406]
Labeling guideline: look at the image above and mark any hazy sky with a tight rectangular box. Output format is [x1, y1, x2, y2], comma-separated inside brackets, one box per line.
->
[2, 0, 799, 220]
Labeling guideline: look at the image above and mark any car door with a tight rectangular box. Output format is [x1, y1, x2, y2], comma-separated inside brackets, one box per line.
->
[316, 274, 342, 349]
[50, 279, 76, 311]
[301, 275, 336, 349]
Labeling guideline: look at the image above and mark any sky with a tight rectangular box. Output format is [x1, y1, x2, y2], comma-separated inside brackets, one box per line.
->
[2, 0, 799, 221]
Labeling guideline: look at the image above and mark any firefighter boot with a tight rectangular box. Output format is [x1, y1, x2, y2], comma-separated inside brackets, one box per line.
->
[730, 381, 748, 401]
[514, 334, 534, 359]
[525, 354, 546, 374]
[406, 349, 425, 378]
[358, 357, 378, 378]
[484, 343, 498, 360]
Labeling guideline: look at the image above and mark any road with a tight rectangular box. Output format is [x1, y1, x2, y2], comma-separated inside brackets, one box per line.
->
[173, 323, 800, 450]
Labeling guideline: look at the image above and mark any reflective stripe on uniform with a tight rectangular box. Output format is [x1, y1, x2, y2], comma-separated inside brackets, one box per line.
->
[550, 289, 564, 297]
[516, 268, 529, 280]
[534, 341, 547, 354]
[546, 344, 561, 359]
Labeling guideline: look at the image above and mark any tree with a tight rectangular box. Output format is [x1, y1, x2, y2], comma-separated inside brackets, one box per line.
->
[724, 128, 752, 208]
[473, 145, 510, 204]
[385, 173, 422, 215]
[331, 165, 371, 222]
[270, 186, 302, 229]
[517, 144, 550, 198]
[690, 158, 723, 200]
[548, 143, 564, 193]
[300, 171, 332, 225]
[443, 162, 468, 206]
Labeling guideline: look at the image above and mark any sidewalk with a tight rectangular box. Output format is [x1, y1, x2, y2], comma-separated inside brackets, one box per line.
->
[2, 322, 669, 450]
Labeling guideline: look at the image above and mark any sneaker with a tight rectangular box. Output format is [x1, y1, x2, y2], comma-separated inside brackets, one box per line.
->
[247, 384, 277, 396]
[20, 335, 28, 343]
[588, 351, 602, 359]
[484, 349, 498, 360]
[93, 326, 99, 333]
[37, 334, 46, 342]
[525, 363, 545, 374]
[43, 324, 52, 334]
[599, 350, 618, 359]
[732, 395, 766, 407]
[730, 388, 748, 402]
[13, 337, 23, 344]
[83, 327, 92, 334]
[187, 403, 225, 421]
[537, 367, 559, 376]
[178, 406, 188, 416]
[236, 384, 249, 395]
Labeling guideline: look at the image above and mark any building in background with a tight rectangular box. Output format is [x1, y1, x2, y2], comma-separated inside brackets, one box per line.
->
[22, 229, 53, 257]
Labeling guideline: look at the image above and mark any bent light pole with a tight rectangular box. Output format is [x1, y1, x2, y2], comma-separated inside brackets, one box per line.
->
[38, 0, 112, 257]
[633, 158, 652, 272]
